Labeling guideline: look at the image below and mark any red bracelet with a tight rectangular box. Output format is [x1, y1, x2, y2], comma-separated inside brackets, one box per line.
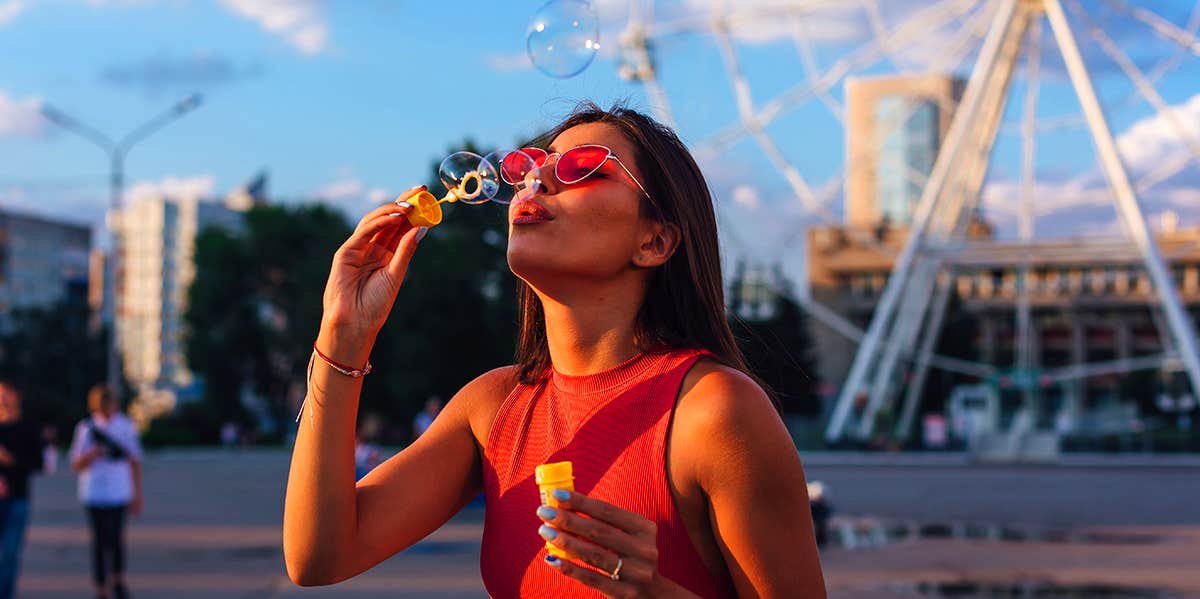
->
[312, 342, 372, 377]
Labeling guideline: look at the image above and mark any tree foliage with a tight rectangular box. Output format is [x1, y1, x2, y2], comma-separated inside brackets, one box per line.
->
[185, 204, 352, 441]
[184, 141, 518, 442]
[727, 265, 821, 415]
[0, 294, 106, 441]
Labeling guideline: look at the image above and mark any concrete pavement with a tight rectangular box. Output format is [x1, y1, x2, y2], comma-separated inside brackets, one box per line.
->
[17, 449, 1200, 598]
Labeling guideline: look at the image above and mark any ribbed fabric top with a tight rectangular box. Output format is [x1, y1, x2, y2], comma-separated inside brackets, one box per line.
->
[480, 348, 736, 598]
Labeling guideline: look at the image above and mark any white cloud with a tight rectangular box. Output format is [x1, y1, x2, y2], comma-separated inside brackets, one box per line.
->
[366, 187, 392, 204]
[672, 0, 958, 47]
[70, 0, 328, 54]
[487, 53, 534, 73]
[1116, 94, 1200, 174]
[732, 184, 760, 210]
[0, 0, 27, 25]
[312, 177, 363, 202]
[127, 174, 216, 205]
[0, 90, 47, 139]
[217, 0, 328, 55]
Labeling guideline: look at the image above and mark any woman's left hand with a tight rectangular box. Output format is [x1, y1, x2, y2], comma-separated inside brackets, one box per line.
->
[537, 490, 689, 598]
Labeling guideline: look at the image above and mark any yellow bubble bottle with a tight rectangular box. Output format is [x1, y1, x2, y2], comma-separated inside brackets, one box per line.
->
[535, 461, 575, 559]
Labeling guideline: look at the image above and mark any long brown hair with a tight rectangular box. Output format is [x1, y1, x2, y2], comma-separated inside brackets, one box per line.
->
[514, 102, 753, 385]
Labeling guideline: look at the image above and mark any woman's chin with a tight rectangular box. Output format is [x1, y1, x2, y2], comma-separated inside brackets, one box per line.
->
[507, 244, 545, 276]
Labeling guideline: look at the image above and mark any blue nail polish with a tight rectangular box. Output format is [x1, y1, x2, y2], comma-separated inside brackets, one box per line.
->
[537, 505, 557, 520]
[545, 555, 561, 567]
[416, 226, 429, 242]
[538, 524, 558, 540]
[552, 489, 570, 502]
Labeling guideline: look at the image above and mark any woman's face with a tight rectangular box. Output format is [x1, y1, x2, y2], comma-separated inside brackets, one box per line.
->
[507, 122, 657, 287]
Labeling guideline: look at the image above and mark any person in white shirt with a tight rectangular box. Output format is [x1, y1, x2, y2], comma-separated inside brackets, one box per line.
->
[68, 385, 143, 599]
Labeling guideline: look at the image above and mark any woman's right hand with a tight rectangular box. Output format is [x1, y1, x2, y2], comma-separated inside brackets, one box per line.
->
[318, 185, 430, 349]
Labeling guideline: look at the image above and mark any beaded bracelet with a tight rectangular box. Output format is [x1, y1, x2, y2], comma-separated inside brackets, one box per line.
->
[311, 342, 373, 377]
[295, 342, 372, 429]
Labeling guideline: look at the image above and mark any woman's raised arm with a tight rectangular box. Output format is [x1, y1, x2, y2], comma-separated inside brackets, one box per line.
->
[284, 187, 494, 585]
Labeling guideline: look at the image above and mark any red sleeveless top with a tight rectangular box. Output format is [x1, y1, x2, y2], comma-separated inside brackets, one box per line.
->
[480, 349, 737, 598]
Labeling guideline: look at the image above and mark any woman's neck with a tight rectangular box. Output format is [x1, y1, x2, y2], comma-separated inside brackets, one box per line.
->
[538, 280, 645, 376]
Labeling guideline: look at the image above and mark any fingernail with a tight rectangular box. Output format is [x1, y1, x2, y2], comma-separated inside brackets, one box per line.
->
[415, 226, 429, 242]
[545, 555, 561, 567]
[394, 201, 413, 210]
[538, 525, 558, 540]
[537, 505, 557, 520]
[552, 489, 570, 502]
[405, 184, 427, 192]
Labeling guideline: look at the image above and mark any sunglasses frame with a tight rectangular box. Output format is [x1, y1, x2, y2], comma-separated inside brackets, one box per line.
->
[502, 145, 655, 207]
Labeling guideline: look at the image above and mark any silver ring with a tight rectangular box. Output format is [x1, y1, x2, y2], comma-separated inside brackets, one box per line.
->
[610, 557, 623, 581]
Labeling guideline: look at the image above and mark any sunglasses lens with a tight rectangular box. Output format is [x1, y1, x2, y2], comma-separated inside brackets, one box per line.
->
[557, 146, 609, 183]
[501, 149, 545, 184]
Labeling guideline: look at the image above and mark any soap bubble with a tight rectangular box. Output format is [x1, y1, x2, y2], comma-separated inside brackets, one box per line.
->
[439, 151, 499, 205]
[480, 149, 541, 205]
[527, 0, 599, 79]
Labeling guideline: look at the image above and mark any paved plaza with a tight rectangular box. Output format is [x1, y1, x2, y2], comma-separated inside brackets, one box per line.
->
[16, 449, 1200, 598]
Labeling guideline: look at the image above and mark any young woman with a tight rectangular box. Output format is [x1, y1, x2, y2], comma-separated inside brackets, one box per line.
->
[284, 104, 826, 598]
[69, 385, 143, 599]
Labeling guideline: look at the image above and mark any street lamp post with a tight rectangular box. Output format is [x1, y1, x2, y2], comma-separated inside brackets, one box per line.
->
[40, 94, 204, 397]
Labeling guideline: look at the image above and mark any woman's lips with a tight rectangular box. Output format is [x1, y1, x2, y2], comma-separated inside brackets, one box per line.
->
[511, 200, 554, 225]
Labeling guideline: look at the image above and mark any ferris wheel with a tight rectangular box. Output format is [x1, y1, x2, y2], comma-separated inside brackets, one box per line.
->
[571, 0, 1200, 443]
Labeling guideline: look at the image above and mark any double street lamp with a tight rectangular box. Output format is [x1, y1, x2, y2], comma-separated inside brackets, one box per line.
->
[40, 94, 204, 396]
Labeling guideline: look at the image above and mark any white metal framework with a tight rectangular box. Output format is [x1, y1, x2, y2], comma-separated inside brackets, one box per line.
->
[612, 0, 1200, 444]
[827, 0, 1200, 442]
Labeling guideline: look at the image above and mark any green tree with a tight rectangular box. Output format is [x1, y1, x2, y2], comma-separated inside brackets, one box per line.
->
[184, 141, 519, 443]
[185, 204, 352, 442]
[360, 141, 519, 436]
[0, 295, 106, 441]
[728, 263, 820, 415]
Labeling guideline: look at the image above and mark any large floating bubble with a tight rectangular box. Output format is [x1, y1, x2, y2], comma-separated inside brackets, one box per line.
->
[527, 0, 599, 79]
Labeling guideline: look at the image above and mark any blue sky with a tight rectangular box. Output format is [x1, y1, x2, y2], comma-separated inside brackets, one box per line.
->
[1, 0, 1199, 287]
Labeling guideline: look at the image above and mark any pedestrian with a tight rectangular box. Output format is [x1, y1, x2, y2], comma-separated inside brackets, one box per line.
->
[69, 384, 143, 599]
[284, 102, 826, 597]
[220, 421, 239, 451]
[0, 382, 45, 599]
[411, 396, 442, 440]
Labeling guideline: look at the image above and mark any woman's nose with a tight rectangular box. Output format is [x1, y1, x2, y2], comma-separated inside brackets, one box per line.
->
[532, 153, 562, 195]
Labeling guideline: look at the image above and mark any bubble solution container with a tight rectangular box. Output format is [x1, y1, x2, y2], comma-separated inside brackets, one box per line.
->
[534, 461, 575, 559]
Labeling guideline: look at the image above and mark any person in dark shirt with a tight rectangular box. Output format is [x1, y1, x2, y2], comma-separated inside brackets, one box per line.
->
[0, 382, 44, 599]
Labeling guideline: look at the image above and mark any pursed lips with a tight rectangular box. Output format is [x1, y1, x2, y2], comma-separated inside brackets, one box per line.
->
[511, 200, 554, 224]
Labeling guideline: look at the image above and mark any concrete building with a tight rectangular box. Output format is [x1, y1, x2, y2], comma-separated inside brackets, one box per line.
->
[810, 72, 1200, 438]
[0, 209, 91, 326]
[809, 224, 1200, 404]
[114, 193, 246, 425]
[844, 74, 966, 229]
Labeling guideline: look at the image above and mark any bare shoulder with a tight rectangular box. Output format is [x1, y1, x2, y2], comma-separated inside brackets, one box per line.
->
[675, 358, 780, 435]
[673, 358, 794, 488]
[454, 365, 521, 442]
[458, 365, 521, 403]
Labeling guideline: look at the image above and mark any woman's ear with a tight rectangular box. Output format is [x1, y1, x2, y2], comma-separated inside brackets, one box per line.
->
[633, 221, 681, 268]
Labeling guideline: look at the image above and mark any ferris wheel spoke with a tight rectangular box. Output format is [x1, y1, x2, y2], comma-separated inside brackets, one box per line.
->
[788, 6, 846, 122]
[1105, 0, 1200, 57]
[1070, 0, 1200, 172]
[1136, 153, 1192, 193]
[695, 0, 976, 158]
[1019, 16, 1042, 243]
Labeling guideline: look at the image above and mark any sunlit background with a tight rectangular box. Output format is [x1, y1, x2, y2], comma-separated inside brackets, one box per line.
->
[2, 0, 1200, 597]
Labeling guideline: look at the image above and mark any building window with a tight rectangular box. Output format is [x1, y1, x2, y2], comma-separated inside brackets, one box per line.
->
[875, 96, 939, 226]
